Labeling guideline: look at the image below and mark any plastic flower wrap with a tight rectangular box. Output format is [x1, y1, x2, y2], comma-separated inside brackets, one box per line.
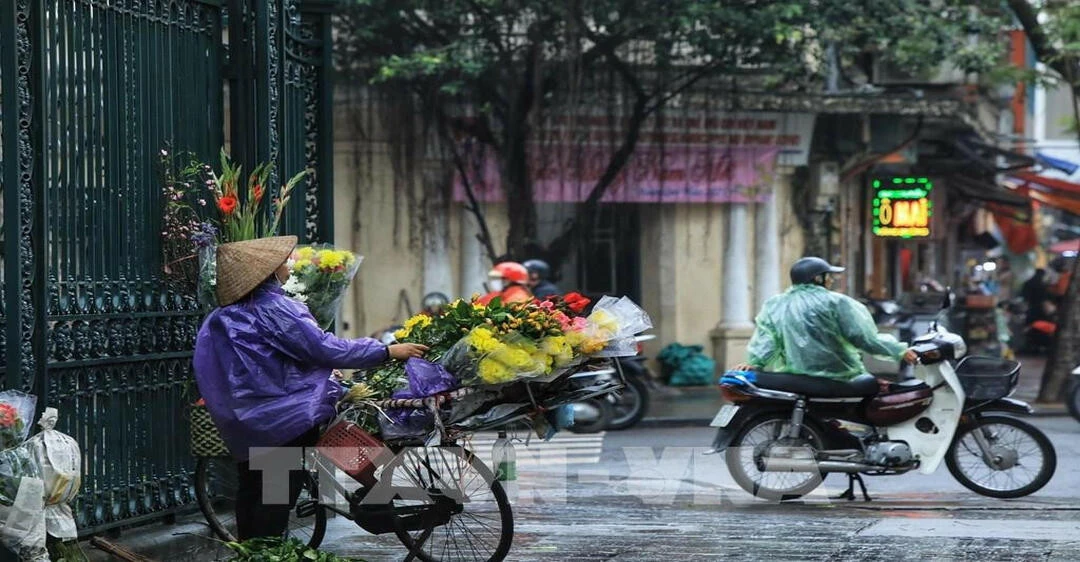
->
[0, 441, 45, 560]
[576, 296, 653, 358]
[196, 244, 218, 308]
[0, 392, 36, 451]
[284, 245, 363, 330]
[26, 408, 81, 540]
[440, 327, 552, 386]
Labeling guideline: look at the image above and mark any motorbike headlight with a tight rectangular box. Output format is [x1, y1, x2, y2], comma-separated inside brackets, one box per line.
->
[943, 332, 967, 359]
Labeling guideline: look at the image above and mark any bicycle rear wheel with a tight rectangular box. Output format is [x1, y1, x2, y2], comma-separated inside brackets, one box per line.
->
[194, 456, 328, 547]
[387, 446, 513, 562]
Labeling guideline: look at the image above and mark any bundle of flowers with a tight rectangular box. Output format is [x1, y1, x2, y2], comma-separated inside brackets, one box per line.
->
[282, 245, 363, 330]
[349, 293, 651, 436]
[0, 391, 35, 452]
[158, 147, 309, 307]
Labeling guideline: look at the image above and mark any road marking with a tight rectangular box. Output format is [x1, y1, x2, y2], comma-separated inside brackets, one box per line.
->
[859, 518, 1080, 541]
[467, 431, 606, 466]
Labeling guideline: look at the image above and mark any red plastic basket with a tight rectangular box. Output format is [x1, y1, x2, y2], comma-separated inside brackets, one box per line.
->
[316, 421, 392, 486]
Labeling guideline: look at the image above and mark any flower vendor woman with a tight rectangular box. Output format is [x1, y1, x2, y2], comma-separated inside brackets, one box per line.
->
[193, 235, 426, 540]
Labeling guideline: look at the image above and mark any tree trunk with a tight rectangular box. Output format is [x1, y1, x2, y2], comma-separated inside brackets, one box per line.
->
[1039, 249, 1080, 401]
[1037, 85, 1080, 402]
[503, 127, 538, 259]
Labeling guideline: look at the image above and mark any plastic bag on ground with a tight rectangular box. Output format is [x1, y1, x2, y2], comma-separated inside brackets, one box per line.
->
[658, 343, 716, 386]
[26, 408, 81, 540]
[747, 284, 906, 380]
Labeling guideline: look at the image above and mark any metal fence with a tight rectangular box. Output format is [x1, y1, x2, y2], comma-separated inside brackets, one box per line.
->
[0, 0, 334, 535]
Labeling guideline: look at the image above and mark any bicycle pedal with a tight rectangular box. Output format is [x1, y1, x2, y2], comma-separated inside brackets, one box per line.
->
[295, 499, 318, 518]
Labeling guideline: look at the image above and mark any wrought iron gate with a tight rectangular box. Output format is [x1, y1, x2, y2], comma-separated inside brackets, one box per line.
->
[0, 0, 334, 534]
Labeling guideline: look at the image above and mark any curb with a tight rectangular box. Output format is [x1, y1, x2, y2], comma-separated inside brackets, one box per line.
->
[83, 517, 228, 562]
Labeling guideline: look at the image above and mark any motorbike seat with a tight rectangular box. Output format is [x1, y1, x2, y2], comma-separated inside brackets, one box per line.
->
[753, 372, 879, 398]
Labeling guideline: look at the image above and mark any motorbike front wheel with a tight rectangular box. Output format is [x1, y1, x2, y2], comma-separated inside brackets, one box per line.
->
[724, 413, 825, 501]
[1067, 380, 1080, 423]
[945, 415, 1056, 499]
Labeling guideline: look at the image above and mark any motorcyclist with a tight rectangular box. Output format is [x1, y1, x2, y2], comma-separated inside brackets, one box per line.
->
[523, 259, 562, 299]
[477, 262, 533, 305]
[735, 257, 917, 381]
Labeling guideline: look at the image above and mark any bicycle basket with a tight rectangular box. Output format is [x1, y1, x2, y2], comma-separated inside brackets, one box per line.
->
[316, 421, 392, 486]
[953, 356, 1021, 401]
[190, 403, 230, 458]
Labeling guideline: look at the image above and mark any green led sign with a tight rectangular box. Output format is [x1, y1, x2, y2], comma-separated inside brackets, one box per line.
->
[872, 177, 932, 238]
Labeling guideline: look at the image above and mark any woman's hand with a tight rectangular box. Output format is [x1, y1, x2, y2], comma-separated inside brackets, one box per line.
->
[389, 343, 429, 360]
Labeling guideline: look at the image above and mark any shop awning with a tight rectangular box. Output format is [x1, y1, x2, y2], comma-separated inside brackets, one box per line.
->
[946, 174, 1030, 207]
[1010, 171, 1080, 197]
[1035, 152, 1080, 176]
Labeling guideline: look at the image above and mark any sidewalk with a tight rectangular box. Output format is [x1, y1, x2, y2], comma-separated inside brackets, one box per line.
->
[638, 354, 1067, 428]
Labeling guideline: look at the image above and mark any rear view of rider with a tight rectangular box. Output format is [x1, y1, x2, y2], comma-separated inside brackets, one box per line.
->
[523, 259, 561, 299]
[478, 262, 534, 305]
[737, 257, 917, 381]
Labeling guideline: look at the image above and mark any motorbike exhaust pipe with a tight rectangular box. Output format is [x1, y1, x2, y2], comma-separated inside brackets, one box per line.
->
[761, 459, 877, 473]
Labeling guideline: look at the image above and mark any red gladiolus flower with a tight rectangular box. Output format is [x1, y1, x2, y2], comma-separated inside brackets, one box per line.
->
[217, 194, 238, 215]
[563, 292, 591, 313]
[0, 404, 19, 428]
[253, 184, 264, 202]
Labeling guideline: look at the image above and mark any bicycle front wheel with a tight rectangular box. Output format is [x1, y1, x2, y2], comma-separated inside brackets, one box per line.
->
[194, 456, 328, 547]
[387, 445, 514, 562]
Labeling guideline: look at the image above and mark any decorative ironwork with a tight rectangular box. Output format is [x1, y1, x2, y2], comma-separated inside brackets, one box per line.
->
[1, 0, 334, 536]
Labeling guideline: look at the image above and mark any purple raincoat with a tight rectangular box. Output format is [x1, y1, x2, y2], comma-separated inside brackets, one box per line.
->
[193, 281, 389, 460]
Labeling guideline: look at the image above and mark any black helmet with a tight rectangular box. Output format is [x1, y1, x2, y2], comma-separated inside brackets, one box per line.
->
[790, 257, 845, 285]
[522, 259, 551, 279]
[422, 292, 450, 311]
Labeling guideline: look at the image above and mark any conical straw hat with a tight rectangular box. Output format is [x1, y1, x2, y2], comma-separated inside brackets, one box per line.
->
[215, 235, 297, 306]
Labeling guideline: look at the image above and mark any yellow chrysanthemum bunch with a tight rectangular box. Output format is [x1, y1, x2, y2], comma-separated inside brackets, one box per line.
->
[478, 357, 515, 384]
[394, 313, 432, 340]
[541, 336, 574, 367]
[465, 327, 501, 354]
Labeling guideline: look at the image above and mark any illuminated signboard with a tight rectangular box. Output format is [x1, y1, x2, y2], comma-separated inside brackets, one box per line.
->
[872, 177, 932, 238]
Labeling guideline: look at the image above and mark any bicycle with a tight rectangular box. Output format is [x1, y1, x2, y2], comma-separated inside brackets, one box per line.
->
[194, 361, 623, 561]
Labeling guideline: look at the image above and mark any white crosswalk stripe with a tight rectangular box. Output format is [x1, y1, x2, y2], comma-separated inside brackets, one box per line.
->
[463, 431, 606, 467]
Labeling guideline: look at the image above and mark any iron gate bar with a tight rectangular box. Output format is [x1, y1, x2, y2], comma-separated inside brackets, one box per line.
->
[2, 0, 334, 537]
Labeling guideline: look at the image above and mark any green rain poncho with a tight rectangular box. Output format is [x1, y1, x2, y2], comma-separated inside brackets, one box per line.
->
[747, 284, 907, 381]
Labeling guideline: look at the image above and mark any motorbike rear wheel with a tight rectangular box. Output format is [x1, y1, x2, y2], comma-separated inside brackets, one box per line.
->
[606, 372, 650, 430]
[725, 413, 825, 501]
[945, 414, 1056, 499]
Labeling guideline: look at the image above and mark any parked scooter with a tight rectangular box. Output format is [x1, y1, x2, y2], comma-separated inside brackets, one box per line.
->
[1067, 364, 1080, 423]
[567, 368, 618, 433]
[707, 295, 1056, 501]
[603, 335, 656, 431]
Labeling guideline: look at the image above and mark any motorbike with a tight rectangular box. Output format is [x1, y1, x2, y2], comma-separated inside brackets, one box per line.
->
[568, 334, 655, 433]
[603, 335, 655, 431]
[1067, 364, 1080, 423]
[707, 297, 1056, 502]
